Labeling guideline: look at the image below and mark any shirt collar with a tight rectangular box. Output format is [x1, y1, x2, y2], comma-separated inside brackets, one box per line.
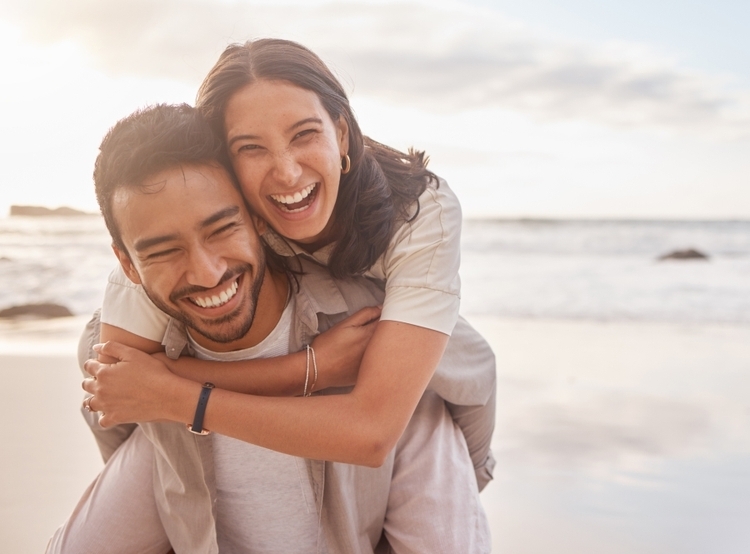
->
[162, 258, 349, 359]
[262, 228, 336, 266]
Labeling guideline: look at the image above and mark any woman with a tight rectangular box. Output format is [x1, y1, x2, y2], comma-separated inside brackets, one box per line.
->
[87, 39, 495, 482]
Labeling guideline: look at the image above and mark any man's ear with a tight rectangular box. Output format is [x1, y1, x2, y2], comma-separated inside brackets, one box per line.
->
[250, 214, 268, 236]
[112, 244, 142, 285]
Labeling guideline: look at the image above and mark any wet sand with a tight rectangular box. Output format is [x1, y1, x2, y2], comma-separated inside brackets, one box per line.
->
[472, 316, 750, 554]
[1, 316, 749, 553]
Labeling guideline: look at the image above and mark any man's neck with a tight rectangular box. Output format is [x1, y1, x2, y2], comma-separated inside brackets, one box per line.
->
[189, 268, 289, 353]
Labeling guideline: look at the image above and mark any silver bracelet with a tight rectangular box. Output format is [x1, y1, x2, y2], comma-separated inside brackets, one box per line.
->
[303, 345, 318, 397]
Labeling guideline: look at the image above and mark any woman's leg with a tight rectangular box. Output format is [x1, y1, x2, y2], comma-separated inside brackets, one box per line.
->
[46, 426, 171, 554]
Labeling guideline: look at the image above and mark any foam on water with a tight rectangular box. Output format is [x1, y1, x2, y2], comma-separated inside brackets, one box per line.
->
[461, 219, 750, 324]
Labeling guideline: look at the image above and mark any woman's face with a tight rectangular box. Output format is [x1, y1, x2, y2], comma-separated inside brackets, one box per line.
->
[224, 80, 349, 247]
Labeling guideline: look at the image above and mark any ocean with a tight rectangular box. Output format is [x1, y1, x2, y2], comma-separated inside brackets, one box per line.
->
[1, 215, 748, 325]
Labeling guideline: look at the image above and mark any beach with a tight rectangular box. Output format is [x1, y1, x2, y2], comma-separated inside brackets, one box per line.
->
[2, 315, 749, 553]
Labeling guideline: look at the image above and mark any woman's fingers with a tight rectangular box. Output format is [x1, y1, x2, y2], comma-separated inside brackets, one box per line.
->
[343, 305, 382, 327]
[83, 358, 106, 378]
[93, 340, 133, 362]
[82, 378, 96, 395]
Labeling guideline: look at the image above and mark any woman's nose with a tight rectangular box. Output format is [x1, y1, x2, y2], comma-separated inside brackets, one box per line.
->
[270, 150, 303, 187]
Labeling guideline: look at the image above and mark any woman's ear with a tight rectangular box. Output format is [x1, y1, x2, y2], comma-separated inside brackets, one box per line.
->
[336, 116, 349, 157]
[113, 245, 142, 285]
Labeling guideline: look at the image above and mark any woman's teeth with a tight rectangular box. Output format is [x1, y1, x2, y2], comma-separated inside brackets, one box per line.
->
[190, 279, 238, 309]
[270, 183, 317, 212]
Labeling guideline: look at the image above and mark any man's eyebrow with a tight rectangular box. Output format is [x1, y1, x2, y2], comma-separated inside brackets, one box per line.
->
[227, 117, 323, 148]
[134, 233, 180, 253]
[200, 206, 241, 229]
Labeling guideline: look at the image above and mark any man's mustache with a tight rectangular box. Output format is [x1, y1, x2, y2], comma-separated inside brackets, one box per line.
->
[169, 264, 251, 303]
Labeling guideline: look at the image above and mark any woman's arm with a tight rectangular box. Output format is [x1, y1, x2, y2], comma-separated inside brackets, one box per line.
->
[159, 306, 379, 395]
[85, 320, 446, 467]
[99, 307, 379, 397]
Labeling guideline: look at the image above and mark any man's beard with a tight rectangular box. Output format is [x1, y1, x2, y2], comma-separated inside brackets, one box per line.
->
[143, 257, 266, 344]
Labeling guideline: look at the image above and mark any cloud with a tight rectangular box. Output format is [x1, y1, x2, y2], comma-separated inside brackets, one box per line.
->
[2, 0, 749, 137]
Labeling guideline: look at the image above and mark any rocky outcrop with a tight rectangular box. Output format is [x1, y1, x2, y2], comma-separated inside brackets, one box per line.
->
[10, 205, 93, 217]
[658, 248, 709, 261]
[0, 303, 74, 318]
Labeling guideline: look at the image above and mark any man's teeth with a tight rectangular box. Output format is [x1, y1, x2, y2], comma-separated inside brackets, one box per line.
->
[191, 279, 238, 309]
[270, 183, 316, 205]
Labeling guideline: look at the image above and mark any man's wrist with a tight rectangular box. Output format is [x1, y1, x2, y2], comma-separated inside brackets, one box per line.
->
[166, 378, 204, 424]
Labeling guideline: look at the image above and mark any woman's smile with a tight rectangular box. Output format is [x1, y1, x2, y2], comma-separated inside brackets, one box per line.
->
[268, 182, 319, 214]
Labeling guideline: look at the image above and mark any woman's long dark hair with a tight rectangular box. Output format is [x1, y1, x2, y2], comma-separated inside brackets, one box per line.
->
[196, 39, 437, 278]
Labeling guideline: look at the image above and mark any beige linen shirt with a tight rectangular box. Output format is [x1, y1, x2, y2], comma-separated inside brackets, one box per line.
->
[83, 261, 386, 552]
[81, 259, 491, 553]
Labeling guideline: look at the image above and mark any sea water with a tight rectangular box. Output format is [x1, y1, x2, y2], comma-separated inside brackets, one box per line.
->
[1, 215, 749, 325]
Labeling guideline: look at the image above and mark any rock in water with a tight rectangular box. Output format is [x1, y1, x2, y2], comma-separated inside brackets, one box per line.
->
[10, 205, 91, 217]
[658, 248, 709, 261]
[0, 303, 74, 319]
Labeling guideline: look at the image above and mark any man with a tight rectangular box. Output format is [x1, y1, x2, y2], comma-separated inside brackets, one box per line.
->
[48, 104, 490, 553]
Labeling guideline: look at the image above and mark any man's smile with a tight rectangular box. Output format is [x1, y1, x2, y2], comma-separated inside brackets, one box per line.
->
[187, 276, 240, 309]
[170, 270, 250, 320]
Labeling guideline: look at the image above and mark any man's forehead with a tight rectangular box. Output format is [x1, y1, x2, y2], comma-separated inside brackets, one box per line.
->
[113, 163, 248, 247]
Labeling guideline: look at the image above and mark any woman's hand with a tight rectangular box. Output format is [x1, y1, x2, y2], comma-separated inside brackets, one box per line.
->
[82, 341, 198, 428]
[311, 305, 380, 390]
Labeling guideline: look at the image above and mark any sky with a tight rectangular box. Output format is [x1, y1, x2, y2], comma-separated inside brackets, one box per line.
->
[0, 0, 748, 219]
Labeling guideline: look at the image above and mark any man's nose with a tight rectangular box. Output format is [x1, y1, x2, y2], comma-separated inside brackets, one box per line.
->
[185, 246, 227, 289]
[270, 149, 303, 187]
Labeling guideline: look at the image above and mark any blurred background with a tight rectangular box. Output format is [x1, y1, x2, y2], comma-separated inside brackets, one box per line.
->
[0, 1, 748, 553]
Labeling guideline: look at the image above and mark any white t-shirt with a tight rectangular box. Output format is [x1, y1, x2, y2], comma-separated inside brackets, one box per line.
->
[100, 179, 462, 340]
[188, 298, 319, 553]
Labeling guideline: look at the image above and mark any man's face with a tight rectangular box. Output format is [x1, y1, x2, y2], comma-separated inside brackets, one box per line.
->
[112, 163, 266, 345]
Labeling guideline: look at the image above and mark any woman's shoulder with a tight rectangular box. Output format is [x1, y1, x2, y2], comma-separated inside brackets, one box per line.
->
[396, 176, 462, 250]
[368, 176, 462, 280]
[417, 176, 462, 226]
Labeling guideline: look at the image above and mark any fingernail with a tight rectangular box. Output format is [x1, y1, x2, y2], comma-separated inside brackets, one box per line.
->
[92, 343, 103, 352]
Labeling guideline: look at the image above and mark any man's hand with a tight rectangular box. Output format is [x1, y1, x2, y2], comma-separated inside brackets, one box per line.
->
[311, 306, 381, 390]
[82, 341, 196, 428]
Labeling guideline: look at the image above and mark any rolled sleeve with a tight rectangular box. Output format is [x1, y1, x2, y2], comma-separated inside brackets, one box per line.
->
[372, 179, 462, 336]
[380, 286, 459, 336]
[100, 266, 169, 343]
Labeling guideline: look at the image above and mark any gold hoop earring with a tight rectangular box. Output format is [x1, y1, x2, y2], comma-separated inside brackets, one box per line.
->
[341, 154, 351, 174]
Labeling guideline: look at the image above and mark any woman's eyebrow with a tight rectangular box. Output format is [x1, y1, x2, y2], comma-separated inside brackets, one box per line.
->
[227, 133, 259, 148]
[287, 117, 322, 132]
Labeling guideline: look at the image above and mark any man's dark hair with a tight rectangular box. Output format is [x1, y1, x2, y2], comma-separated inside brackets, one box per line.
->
[93, 103, 233, 252]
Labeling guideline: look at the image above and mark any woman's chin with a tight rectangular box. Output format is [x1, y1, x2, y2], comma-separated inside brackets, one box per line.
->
[266, 201, 333, 246]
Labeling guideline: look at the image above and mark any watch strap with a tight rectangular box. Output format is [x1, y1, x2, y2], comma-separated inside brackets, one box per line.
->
[187, 382, 215, 435]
